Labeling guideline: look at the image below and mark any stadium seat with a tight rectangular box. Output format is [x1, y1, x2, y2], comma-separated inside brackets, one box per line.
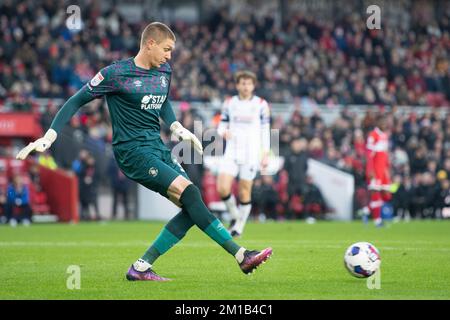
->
[0, 174, 8, 190]
[28, 181, 50, 215]
[7, 159, 27, 176]
[275, 170, 289, 203]
[426, 93, 448, 107]
[355, 187, 370, 210]
[289, 195, 304, 216]
[201, 170, 221, 207]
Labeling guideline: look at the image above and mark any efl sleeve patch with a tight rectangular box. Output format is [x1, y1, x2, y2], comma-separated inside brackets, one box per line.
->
[90, 72, 104, 87]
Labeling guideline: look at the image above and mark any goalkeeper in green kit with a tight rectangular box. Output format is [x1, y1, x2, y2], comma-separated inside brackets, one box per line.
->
[16, 22, 272, 281]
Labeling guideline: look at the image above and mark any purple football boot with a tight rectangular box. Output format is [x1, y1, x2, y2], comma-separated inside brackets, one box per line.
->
[239, 247, 273, 274]
[126, 265, 171, 282]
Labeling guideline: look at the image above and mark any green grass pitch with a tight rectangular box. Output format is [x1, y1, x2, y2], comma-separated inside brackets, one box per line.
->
[1, 220, 450, 299]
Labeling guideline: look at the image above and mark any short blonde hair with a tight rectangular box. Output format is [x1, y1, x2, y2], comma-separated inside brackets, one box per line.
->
[235, 70, 257, 85]
[140, 22, 176, 47]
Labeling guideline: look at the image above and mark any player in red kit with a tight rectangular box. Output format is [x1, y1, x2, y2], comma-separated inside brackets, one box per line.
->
[365, 116, 392, 227]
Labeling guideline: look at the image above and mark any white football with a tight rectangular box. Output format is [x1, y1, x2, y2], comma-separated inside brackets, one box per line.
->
[344, 242, 381, 278]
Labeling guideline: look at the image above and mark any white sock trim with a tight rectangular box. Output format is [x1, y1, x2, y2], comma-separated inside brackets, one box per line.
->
[133, 258, 152, 271]
[236, 203, 252, 234]
[235, 247, 246, 263]
[224, 195, 240, 220]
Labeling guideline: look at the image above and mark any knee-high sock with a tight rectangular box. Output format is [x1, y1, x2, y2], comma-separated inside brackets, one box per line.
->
[369, 191, 383, 222]
[235, 201, 252, 234]
[222, 193, 239, 220]
[180, 184, 241, 256]
[142, 209, 195, 264]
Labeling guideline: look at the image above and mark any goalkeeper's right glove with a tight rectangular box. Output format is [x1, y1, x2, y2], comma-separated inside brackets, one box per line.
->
[16, 129, 57, 160]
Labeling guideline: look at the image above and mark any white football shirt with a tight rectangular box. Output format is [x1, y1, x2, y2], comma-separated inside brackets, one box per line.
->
[217, 95, 270, 165]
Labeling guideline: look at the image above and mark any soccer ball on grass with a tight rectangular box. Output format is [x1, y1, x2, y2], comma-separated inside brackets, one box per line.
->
[344, 242, 381, 278]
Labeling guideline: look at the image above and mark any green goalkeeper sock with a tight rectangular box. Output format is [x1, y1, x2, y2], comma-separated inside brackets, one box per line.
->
[142, 209, 194, 264]
[179, 184, 241, 256]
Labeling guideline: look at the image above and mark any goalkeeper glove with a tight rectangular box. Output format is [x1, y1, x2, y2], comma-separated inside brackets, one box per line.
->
[16, 129, 57, 160]
[170, 121, 203, 155]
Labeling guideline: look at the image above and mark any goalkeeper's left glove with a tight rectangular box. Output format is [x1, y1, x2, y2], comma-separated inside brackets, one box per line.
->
[170, 121, 203, 155]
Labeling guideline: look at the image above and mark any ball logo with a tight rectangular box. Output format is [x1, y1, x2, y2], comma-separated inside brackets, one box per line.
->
[141, 95, 151, 104]
[148, 167, 158, 177]
[160, 76, 168, 87]
[90, 72, 104, 87]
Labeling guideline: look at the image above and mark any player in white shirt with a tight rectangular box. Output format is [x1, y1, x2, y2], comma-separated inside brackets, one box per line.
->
[216, 71, 271, 237]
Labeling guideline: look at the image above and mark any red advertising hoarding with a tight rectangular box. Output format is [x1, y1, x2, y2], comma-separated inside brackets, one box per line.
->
[0, 113, 43, 138]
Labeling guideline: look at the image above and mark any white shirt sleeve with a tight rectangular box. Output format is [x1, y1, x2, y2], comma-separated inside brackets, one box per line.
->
[260, 100, 271, 153]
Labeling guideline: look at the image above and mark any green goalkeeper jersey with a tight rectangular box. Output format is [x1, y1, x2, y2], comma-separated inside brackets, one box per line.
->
[50, 57, 177, 147]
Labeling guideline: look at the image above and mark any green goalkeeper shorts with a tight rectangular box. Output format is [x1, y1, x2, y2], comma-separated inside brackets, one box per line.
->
[113, 138, 189, 198]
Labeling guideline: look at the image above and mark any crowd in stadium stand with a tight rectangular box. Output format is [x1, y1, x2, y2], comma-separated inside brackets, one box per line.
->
[0, 0, 449, 108]
[173, 105, 450, 221]
[0, 0, 449, 222]
[266, 107, 450, 220]
[172, 6, 450, 106]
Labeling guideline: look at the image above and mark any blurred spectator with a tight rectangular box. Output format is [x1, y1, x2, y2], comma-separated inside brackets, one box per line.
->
[38, 150, 58, 170]
[108, 157, 132, 220]
[308, 137, 324, 159]
[409, 173, 429, 219]
[410, 146, 428, 174]
[437, 179, 450, 218]
[284, 138, 308, 197]
[78, 155, 100, 221]
[302, 175, 327, 220]
[0, 164, 7, 223]
[251, 175, 279, 221]
[0, 187, 6, 223]
[28, 163, 42, 188]
[6, 175, 32, 227]
[421, 171, 441, 218]
[72, 149, 89, 175]
[391, 174, 412, 221]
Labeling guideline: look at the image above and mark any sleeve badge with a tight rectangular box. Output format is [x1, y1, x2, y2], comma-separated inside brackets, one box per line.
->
[90, 72, 105, 87]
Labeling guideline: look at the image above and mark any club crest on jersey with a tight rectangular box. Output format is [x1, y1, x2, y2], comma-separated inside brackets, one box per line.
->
[148, 167, 158, 177]
[160, 76, 168, 87]
[90, 72, 104, 87]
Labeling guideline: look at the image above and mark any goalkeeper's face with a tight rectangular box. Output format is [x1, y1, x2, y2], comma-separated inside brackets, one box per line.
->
[146, 38, 175, 68]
